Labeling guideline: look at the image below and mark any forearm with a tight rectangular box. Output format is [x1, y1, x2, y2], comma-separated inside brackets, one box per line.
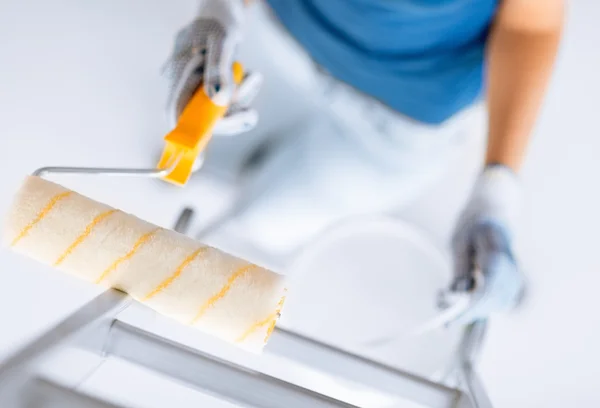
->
[485, 0, 564, 172]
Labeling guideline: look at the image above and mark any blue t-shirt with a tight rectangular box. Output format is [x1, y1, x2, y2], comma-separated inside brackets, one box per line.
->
[265, 0, 498, 124]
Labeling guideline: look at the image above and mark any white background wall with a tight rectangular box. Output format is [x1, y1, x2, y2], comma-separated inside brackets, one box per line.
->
[0, 1, 598, 407]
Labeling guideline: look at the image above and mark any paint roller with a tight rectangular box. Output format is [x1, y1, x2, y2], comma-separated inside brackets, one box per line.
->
[2, 62, 288, 352]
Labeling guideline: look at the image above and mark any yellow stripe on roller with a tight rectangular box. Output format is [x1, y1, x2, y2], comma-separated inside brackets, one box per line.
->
[95, 228, 160, 284]
[54, 209, 118, 267]
[236, 290, 288, 344]
[190, 263, 257, 324]
[264, 292, 287, 343]
[236, 313, 277, 343]
[11, 191, 73, 247]
[142, 246, 208, 301]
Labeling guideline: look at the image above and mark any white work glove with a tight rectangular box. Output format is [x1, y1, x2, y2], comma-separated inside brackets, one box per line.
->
[164, 0, 262, 136]
[440, 165, 526, 325]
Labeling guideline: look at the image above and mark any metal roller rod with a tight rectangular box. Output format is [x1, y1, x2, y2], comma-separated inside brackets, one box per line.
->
[32, 154, 182, 178]
[33, 166, 170, 178]
[105, 320, 359, 408]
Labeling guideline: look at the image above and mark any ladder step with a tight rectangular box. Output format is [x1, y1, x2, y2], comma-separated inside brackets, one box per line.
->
[268, 328, 461, 408]
[105, 320, 358, 408]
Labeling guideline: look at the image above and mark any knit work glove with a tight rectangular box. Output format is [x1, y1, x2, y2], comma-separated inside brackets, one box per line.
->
[164, 0, 261, 136]
[440, 165, 526, 325]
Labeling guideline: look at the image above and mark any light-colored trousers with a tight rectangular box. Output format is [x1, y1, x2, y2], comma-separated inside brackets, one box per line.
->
[218, 4, 486, 255]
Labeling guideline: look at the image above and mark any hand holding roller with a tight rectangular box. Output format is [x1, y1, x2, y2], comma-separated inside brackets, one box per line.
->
[158, 61, 246, 186]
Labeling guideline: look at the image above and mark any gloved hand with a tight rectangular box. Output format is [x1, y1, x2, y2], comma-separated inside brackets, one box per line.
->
[163, 0, 261, 136]
[440, 165, 526, 325]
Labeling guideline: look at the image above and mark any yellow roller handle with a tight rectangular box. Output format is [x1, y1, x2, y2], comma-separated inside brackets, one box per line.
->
[158, 62, 244, 186]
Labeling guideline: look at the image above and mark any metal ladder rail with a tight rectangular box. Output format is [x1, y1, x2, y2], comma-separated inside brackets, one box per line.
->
[0, 285, 491, 408]
[0, 210, 492, 408]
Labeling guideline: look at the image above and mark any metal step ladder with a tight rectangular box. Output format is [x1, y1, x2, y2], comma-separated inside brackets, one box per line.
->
[0, 210, 493, 408]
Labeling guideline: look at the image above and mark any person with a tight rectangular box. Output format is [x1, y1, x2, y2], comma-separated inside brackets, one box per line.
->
[163, 0, 564, 325]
